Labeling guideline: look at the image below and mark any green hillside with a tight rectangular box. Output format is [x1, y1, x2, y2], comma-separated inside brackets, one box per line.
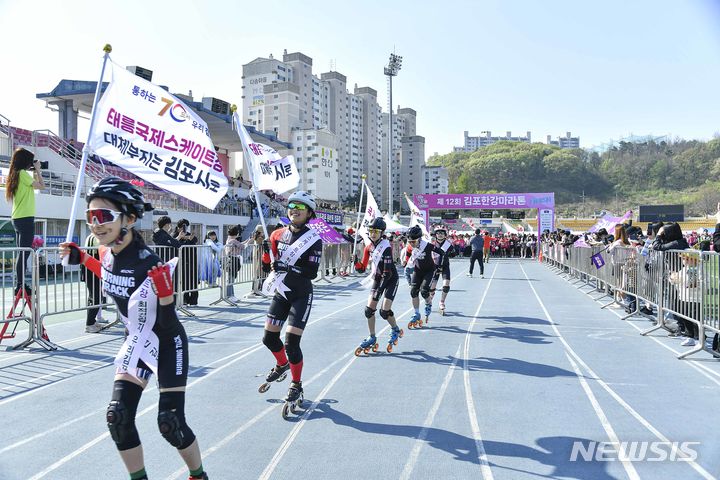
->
[427, 138, 720, 216]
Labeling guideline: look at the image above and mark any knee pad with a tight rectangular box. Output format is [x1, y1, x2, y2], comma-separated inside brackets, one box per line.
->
[420, 288, 431, 299]
[379, 309, 394, 320]
[442, 285, 450, 294]
[158, 392, 196, 450]
[107, 381, 142, 451]
[410, 286, 420, 298]
[364, 306, 376, 319]
[284, 332, 303, 364]
[262, 329, 283, 352]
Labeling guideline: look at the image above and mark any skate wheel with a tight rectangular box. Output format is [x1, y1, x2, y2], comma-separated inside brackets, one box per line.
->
[281, 403, 291, 419]
[354, 347, 363, 357]
[417, 318, 424, 327]
[372, 343, 379, 352]
[386, 343, 393, 353]
[277, 372, 287, 382]
[258, 383, 270, 393]
[363, 347, 370, 354]
[407, 321, 414, 330]
[393, 339, 398, 345]
[399, 329, 404, 338]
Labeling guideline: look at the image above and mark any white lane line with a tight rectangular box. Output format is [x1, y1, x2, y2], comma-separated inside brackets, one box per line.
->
[399, 345, 462, 480]
[257, 307, 413, 480]
[462, 263, 498, 480]
[25, 296, 369, 479]
[608, 310, 720, 386]
[563, 352, 640, 479]
[522, 263, 717, 480]
[163, 331, 378, 480]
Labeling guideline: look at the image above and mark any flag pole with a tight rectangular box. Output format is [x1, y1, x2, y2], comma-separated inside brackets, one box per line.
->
[62, 45, 112, 265]
[352, 175, 366, 260]
[231, 106, 274, 262]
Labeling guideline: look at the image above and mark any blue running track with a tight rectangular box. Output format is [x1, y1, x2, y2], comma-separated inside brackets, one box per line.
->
[0, 259, 718, 479]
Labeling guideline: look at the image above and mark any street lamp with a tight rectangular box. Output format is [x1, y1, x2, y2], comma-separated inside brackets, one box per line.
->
[385, 52, 402, 215]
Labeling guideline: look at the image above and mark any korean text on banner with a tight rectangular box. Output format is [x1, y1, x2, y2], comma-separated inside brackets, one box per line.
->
[357, 184, 380, 244]
[89, 61, 228, 209]
[233, 112, 299, 194]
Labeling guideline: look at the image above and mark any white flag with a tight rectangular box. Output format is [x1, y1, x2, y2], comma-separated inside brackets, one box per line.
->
[233, 112, 299, 194]
[405, 193, 430, 239]
[89, 61, 228, 209]
[358, 182, 380, 244]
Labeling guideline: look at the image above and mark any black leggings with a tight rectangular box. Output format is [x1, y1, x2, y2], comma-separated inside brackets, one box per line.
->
[12, 217, 34, 289]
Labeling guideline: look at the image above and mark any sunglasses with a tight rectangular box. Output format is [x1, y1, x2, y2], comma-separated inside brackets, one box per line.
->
[368, 228, 383, 234]
[287, 202, 308, 211]
[85, 208, 122, 226]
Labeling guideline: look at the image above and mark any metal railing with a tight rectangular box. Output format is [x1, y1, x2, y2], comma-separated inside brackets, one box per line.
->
[0, 239, 380, 352]
[541, 242, 720, 360]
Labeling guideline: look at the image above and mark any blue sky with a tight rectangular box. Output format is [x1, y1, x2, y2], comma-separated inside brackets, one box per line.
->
[1, 0, 719, 158]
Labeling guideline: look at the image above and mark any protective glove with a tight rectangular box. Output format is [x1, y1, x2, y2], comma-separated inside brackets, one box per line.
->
[147, 264, 174, 298]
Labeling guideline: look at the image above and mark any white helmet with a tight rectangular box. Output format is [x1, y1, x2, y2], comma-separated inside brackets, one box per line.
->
[287, 190, 317, 211]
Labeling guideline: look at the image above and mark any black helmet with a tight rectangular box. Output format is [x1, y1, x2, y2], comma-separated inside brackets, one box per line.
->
[368, 217, 386, 231]
[86, 176, 153, 219]
[407, 225, 423, 240]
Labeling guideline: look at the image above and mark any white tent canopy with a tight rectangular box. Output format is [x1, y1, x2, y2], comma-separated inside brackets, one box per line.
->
[383, 214, 409, 233]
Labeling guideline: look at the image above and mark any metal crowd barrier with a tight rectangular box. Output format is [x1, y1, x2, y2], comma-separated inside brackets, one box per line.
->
[0, 248, 42, 350]
[35, 246, 118, 348]
[541, 241, 720, 360]
[0, 238, 364, 352]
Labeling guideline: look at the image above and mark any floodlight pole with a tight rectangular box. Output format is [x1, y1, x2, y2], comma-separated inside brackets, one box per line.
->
[385, 52, 402, 216]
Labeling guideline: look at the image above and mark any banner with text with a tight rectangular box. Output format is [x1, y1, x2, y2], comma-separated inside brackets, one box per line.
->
[233, 112, 298, 194]
[89, 61, 228, 209]
[280, 217, 347, 244]
[358, 182, 380, 244]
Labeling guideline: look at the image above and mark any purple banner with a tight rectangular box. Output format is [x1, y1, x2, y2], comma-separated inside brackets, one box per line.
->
[586, 211, 633, 234]
[591, 252, 606, 269]
[279, 217, 348, 244]
[316, 210, 344, 225]
[413, 192, 555, 233]
[413, 193, 554, 209]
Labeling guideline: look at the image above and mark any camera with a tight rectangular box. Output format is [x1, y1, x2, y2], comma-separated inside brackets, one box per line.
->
[28, 161, 48, 170]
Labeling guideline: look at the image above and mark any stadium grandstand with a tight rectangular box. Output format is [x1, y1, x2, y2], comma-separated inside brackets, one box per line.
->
[0, 74, 316, 245]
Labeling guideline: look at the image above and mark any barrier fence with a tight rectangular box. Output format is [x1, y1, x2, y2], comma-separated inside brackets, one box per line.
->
[0, 240, 371, 351]
[541, 241, 720, 360]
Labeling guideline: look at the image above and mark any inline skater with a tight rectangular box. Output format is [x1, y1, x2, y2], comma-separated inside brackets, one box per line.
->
[61, 177, 208, 480]
[259, 191, 323, 418]
[353, 218, 403, 354]
[427, 225, 456, 315]
[403, 225, 445, 329]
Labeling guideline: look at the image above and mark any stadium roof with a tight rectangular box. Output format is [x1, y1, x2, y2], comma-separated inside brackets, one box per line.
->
[36, 79, 290, 152]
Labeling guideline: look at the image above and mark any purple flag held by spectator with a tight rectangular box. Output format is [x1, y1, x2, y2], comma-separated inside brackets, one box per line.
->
[280, 217, 348, 244]
[591, 252, 606, 269]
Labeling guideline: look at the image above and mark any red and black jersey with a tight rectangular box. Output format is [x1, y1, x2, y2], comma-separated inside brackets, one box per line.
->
[263, 226, 323, 284]
[355, 239, 398, 286]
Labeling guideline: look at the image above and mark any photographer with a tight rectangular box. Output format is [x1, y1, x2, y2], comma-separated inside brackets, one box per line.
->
[175, 219, 199, 306]
[5, 148, 45, 295]
[152, 216, 182, 263]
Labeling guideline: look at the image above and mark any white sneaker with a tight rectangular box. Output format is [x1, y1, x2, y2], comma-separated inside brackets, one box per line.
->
[95, 315, 109, 324]
[681, 338, 696, 347]
[481, 274, 485, 278]
[228, 296, 239, 303]
[85, 323, 103, 333]
[467, 273, 473, 277]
